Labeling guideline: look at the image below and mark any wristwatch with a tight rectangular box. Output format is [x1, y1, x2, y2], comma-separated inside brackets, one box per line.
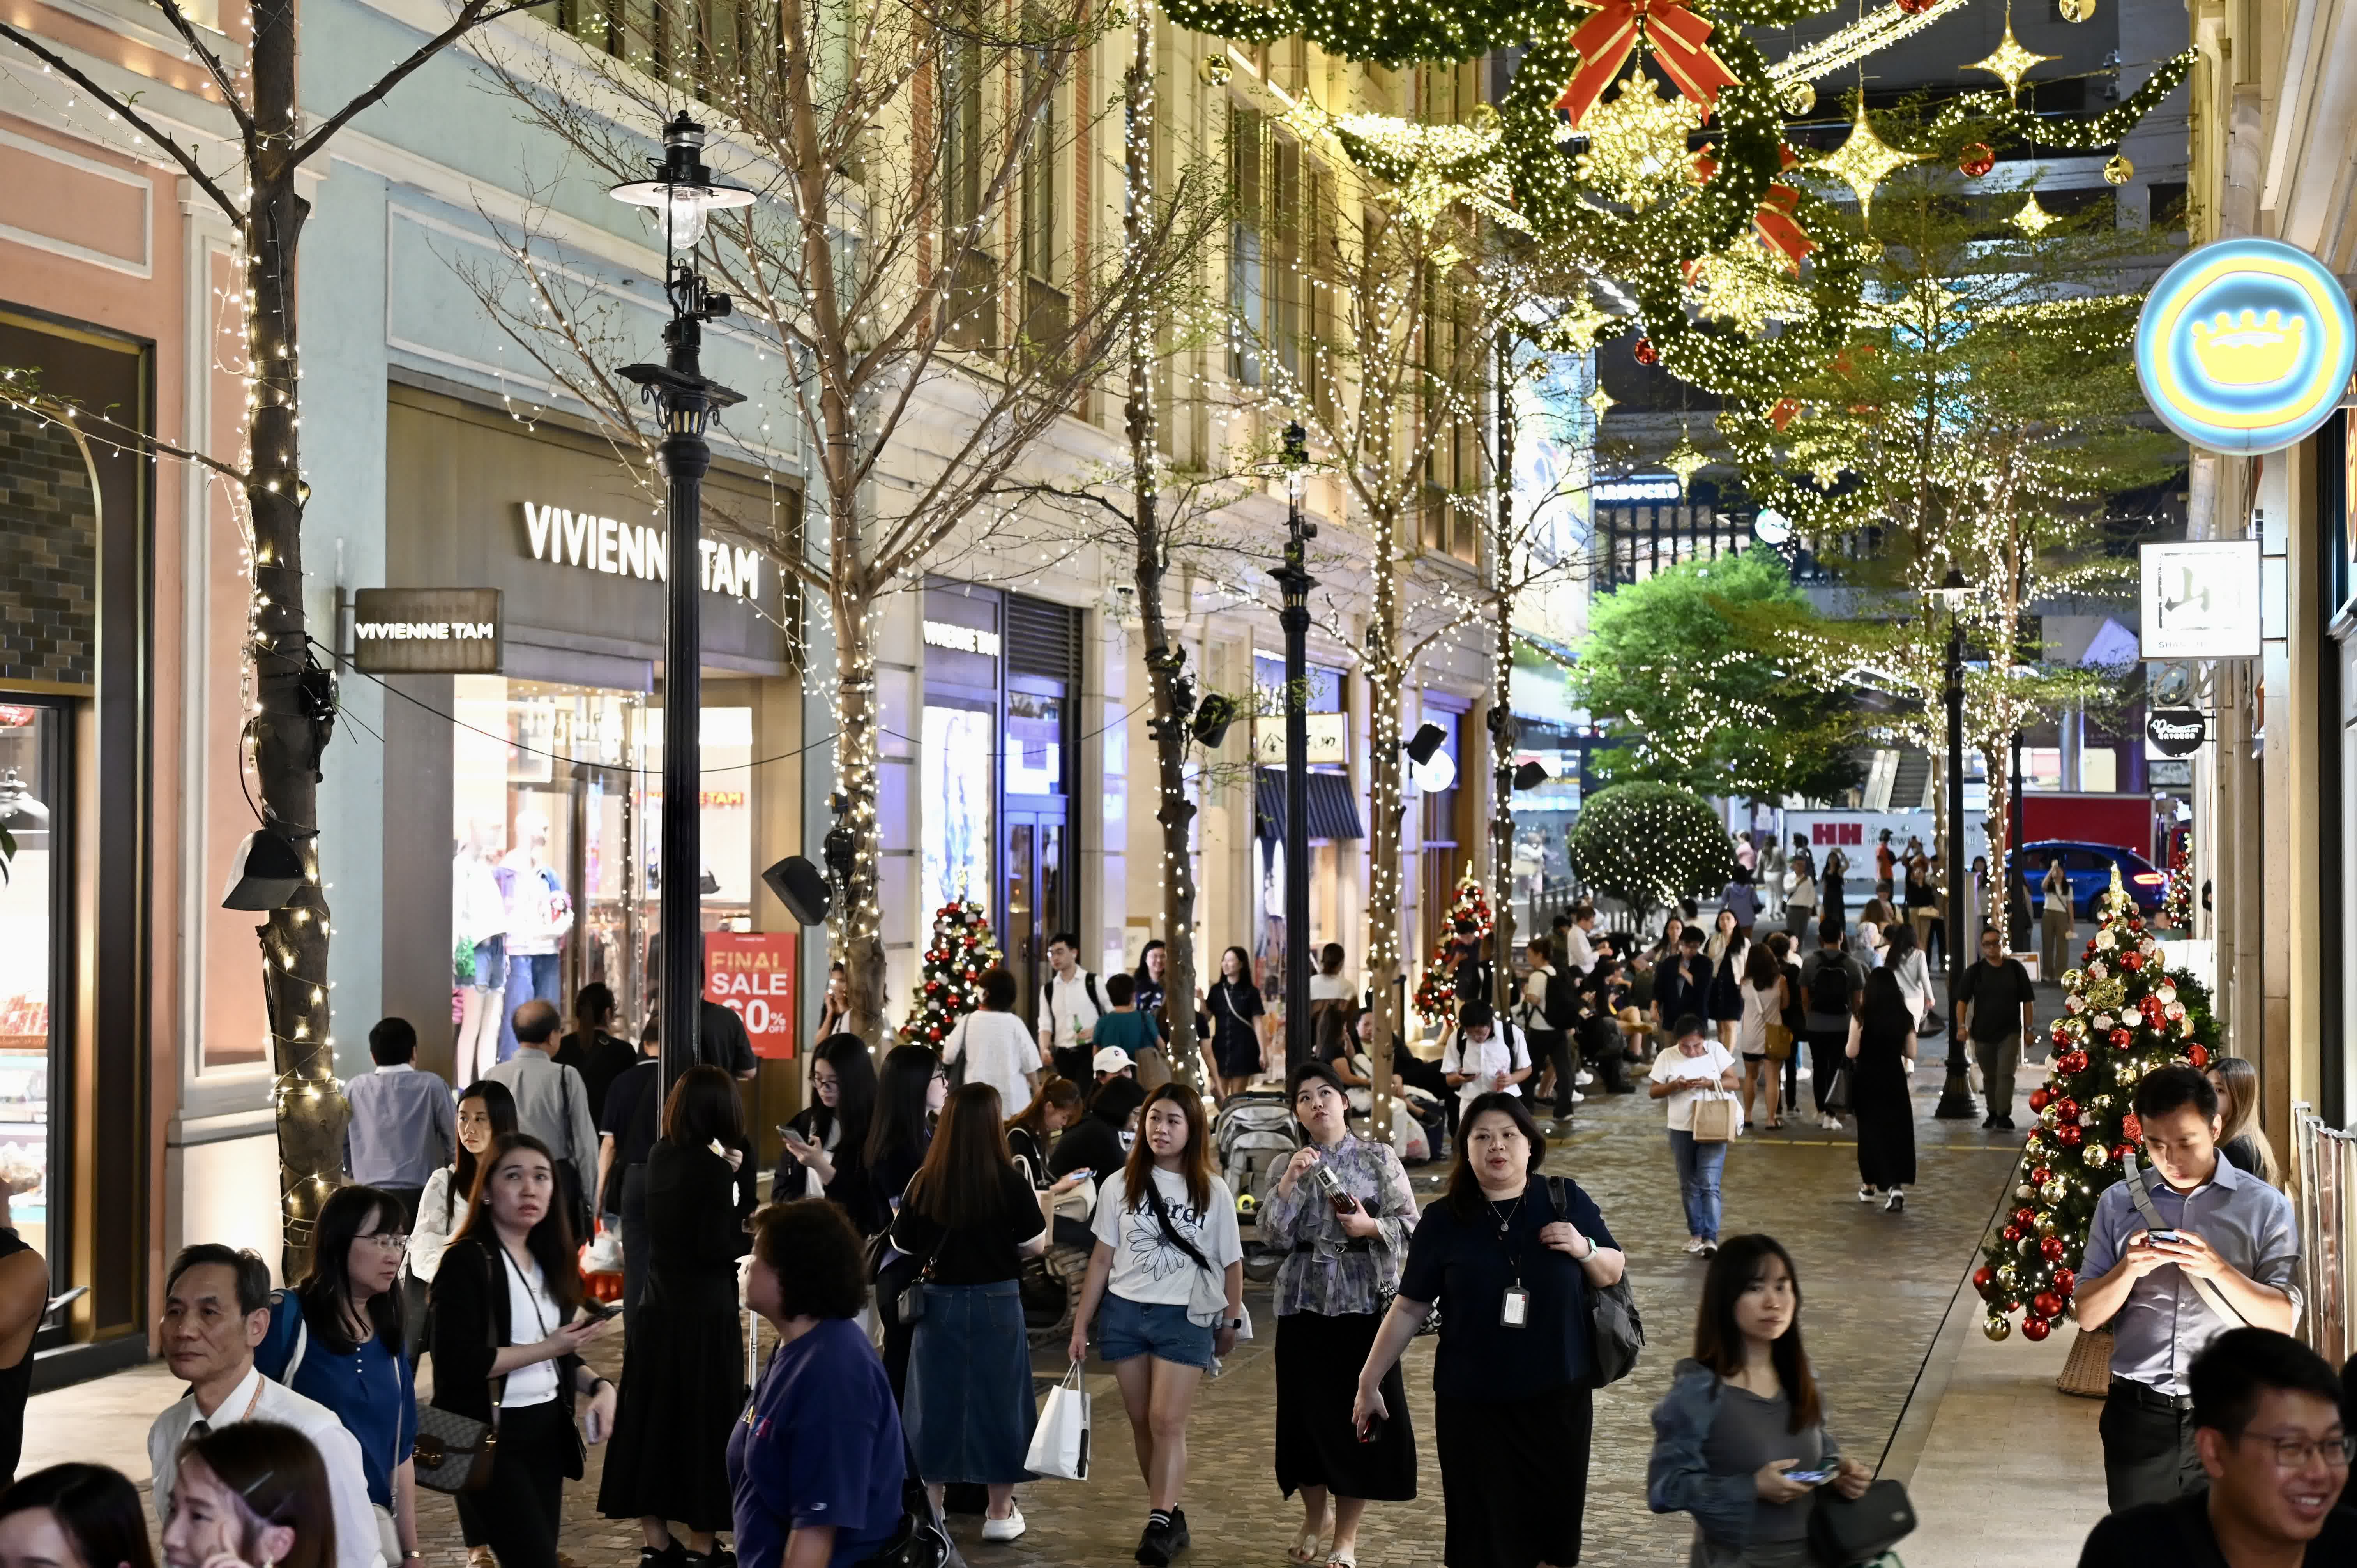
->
[1223, 1315, 1246, 1330]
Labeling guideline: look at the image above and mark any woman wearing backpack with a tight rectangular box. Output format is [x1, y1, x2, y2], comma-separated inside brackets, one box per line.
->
[1069, 1084, 1246, 1566]
[1352, 1093, 1626, 1568]
[1647, 1235, 1869, 1566]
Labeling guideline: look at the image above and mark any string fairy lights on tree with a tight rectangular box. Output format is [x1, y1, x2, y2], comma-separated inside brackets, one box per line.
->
[476, 0, 1220, 1043]
[1566, 780, 1737, 925]
[898, 897, 1003, 1046]
[1717, 116, 2180, 944]
[0, 0, 549, 1277]
[1973, 868, 2220, 1343]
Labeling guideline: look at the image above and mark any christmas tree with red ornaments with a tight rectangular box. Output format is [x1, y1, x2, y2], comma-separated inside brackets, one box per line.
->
[899, 898, 1002, 1047]
[1972, 865, 2221, 1344]
[2161, 833, 2194, 932]
[1413, 870, 1494, 1027]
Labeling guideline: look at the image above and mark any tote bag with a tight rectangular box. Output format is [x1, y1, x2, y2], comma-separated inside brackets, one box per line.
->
[1688, 1095, 1738, 1144]
[1023, 1363, 1092, 1480]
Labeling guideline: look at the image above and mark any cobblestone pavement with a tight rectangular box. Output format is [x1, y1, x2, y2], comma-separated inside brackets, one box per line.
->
[408, 1038, 2034, 1568]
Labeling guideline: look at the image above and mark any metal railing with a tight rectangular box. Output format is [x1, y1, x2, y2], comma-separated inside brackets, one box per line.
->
[2292, 1101, 2357, 1365]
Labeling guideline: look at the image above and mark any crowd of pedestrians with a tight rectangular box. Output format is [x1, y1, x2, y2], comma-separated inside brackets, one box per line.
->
[13, 903, 2356, 1568]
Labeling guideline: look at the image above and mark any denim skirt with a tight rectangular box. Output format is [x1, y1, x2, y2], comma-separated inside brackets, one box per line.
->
[905, 1280, 1039, 1483]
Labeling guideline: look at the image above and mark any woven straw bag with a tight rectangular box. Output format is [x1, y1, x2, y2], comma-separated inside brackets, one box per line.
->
[2056, 1326, 2115, 1398]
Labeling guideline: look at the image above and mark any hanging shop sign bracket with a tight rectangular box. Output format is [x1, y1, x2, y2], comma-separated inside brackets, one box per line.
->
[350, 588, 504, 675]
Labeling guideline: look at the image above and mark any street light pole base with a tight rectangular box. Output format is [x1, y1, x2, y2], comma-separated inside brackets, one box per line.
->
[1934, 1068, 1980, 1119]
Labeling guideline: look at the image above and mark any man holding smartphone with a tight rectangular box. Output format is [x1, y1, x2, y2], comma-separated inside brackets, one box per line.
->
[2075, 1065, 2299, 1511]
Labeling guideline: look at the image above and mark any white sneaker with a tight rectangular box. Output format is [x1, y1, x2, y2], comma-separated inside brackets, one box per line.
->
[982, 1509, 1027, 1543]
[1822, 1113, 1841, 1130]
[1683, 1236, 1706, 1253]
[1858, 1185, 1878, 1203]
[1571, 1089, 1586, 1103]
[1575, 1070, 1595, 1086]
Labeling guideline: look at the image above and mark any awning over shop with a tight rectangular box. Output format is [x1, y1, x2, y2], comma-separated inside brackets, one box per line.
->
[1254, 768, 1367, 842]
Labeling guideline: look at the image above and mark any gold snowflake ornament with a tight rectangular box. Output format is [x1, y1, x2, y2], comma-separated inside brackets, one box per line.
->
[1965, 16, 2057, 100]
[1573, 78, 1708, 212]
[1664, 426, 1711, 497]
[1813, 100, 1923, 230]
[2011, 191, 2058, 235]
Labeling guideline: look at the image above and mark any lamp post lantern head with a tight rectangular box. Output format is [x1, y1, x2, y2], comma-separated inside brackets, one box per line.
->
[610, 112, 758, 256]
[1928, 565, 1972, 606]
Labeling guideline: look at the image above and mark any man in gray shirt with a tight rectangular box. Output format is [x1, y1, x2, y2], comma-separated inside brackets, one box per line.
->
[485, 999, 600, 1234]
[2075, 1065, 2299, 1512]
[343, 1016, 455, 1227]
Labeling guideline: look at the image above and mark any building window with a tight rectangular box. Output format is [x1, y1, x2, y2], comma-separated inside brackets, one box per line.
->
[1417, 700, 1466, 964]
[942, 12, 997, 352]
[0, 704, 62, 1262]
[1229, 108, 1305, 388]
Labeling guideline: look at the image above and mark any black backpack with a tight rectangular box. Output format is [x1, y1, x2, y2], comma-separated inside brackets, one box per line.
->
[1807, 954, 1855, 1017]
[1542, 966, 1581, 1032]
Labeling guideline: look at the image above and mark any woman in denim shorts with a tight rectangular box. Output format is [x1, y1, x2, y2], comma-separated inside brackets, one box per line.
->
[1069, 1085, 1245, 1566]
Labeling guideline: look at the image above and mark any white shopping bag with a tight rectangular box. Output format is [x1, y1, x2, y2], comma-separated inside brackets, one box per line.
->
[1025, 1361, 1091, 1480]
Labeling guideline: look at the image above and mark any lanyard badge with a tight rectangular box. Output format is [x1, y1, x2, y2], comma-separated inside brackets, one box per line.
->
[1501, 1285, 1529, 1327]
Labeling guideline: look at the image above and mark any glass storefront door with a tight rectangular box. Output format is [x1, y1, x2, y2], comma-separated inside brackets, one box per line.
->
[0, 704, 60, 1279]
[1004, 808, 1068, 1031]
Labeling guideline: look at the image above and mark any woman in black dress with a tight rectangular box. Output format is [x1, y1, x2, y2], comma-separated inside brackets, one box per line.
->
[599, 1067, 758, 1568]
[1705, 911, 1747, 1052]
[1845, 968, 1918, 1212]
[1206, 945, 1266, 1098]
[1820, 851, 1847, 929]
[774, 1033, 882, 1230]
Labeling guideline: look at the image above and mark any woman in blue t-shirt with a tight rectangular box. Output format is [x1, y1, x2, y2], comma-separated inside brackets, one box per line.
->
[256, 1183, 419, 1566]
[731, 1201, 908, 1568]
[1352, 1093, 1626, 1568]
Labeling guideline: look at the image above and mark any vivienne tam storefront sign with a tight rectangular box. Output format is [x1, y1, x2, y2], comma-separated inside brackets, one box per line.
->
[705, 931, 799, 1058]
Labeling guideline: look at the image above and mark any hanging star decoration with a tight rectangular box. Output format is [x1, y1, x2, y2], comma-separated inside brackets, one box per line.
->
[1665, 426, 1711, 496]
[1965, 12, 2057, 100]
[2010, 191, 2058, 234]
[1813, 98, 1922, 228]
[1587, 385, 1619, 421]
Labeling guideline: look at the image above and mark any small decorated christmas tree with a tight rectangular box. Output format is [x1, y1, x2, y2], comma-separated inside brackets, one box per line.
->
[1413, 870, 1494, 1026]
[1973, 866, 2221, 1343]
[2161, 833, 2193, 932]
[899, 897, 1003, 1047]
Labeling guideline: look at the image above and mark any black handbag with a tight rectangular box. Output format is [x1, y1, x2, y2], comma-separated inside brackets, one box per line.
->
[1545, 1177, 1643, 1384]
[1807, 1479, 1916, 1567]
[1822, 1065, 1855, 1116]
[852, 1479, 952, 1568]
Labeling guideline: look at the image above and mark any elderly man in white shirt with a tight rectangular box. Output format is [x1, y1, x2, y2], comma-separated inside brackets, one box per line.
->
[147, 1245, 386, 1568]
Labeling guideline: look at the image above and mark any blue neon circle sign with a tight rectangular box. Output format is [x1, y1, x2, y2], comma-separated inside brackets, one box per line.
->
[2134, 237, 2355, 454]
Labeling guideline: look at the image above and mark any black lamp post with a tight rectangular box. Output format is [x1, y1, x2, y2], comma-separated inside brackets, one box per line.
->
[1271, 422, 1315, 1073]
[611, 113, 754, 1094]
[1930, 567, 1977, 1120]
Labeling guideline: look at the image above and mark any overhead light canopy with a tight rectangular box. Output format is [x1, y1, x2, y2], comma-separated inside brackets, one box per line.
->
[610, 113, 757, 254]
[221, 826, 306, 911]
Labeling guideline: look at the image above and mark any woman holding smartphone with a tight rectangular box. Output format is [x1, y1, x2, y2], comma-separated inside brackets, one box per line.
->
[1259, 1064, 1418, 1568]
[1646, 1234, 1871, 1566]
[775, 1034, 882, 1230]
[428, 1133, 617, 1568]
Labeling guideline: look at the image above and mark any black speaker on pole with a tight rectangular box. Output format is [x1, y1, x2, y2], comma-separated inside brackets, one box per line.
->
[763, 855, 832, 925]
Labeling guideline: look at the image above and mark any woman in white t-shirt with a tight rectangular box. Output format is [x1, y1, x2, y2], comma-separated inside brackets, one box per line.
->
[1068, 1085, 1245, 1567]
[944, 969, 1047, 1114]
[1647, 1014, 1742, 1257]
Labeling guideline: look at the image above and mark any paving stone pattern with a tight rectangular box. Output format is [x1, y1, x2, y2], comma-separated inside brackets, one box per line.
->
[408, 1047, 2032, 1568]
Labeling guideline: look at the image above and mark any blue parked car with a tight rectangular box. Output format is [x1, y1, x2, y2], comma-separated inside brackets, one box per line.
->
[2014, 840, 2169, 919]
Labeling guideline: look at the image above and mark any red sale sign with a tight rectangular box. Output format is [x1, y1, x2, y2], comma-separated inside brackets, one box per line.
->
[705, 931, 800, 1059]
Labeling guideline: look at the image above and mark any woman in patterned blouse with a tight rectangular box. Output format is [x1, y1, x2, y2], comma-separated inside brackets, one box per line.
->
[1260, 1062, 1421, 1568]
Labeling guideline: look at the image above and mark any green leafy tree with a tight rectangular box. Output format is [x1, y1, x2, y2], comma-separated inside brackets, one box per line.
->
[1567, 782, 1737, 922]
[1569, 547, 1861, 805]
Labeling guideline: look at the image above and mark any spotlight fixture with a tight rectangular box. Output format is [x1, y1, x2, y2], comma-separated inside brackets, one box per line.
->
[1190, 693, 1239, 750]
[1512, 759, 1551, 791]
[221, 826, 306, 911]
[1405, 723, 1448, 766]
[762, 855, 832, 925]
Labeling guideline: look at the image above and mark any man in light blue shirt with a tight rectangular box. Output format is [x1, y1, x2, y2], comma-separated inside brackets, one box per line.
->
[343, 1017, 456, 1226]
[2076, 1063, 2299, 1512]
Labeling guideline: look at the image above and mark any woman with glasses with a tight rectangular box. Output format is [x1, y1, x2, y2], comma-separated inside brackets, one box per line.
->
[255, 1183, 420, 1568]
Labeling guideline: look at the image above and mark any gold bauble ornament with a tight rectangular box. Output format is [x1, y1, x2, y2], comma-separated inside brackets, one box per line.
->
[1786, 81, 1816, 117]
[1468, 102, 1500, 132]
[2035, 1212, 2058, 1236]
[2104, 153, 2134, 185]
[1198, 52, 1231, 86]
[2058, 0, 2092, 19]
[1984, 1313, 2014, 1342]
[2041, 1178, 2069, 1203]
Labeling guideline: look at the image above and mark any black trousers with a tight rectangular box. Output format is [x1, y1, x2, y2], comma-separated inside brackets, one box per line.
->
[1527, 1030, 1574, 1116]
[1804, 1030, 1846, 1114]
[455, 1400, 573, 1568]
[2099, 1380, 2205, 1513]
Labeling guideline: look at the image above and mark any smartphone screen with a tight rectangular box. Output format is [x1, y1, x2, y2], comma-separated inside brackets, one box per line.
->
[2147, 1229, 2180, 1245]
[1784, 1469, 1833, 1486]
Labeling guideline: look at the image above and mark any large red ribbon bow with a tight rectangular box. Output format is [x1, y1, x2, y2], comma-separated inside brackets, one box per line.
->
[1557, 0, 1740, 128]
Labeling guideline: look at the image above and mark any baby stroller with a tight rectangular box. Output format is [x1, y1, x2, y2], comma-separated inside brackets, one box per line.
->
[1215, 1088, 1300, 1283]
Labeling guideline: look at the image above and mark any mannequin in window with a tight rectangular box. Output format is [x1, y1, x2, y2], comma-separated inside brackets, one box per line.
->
[454, 817, 510, 1085]
[499, 808, 573, 1063]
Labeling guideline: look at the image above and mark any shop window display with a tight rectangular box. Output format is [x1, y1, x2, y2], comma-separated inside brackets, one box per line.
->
[922, 703, 994, 922]
[0, 706, 55, 1258]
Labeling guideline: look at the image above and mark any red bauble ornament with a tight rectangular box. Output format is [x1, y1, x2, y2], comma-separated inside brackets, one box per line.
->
[2060, 1051, 2089, 1074]
[2013, 1206, 2036, 1229]
[1973, 1266, 1995, 1291]
[2032, 1291, 2063, 1319]
[1896, 0, 1932, 13]
[926, 1026, 942, 1042]
[2021, 1314, 2053, 1342]
[2053, 1268, 2076, 1295]
[926, 980, 941, 993]
[1633, 336, 1659, 366]
[2028, 1088, 2050, 1114]
[2055, 1097, 2080, 1124]
[2041, 1235, 2067, 1262]
[2030, 1166, 2053, 1185]
[1959, 143, 1996, 177]
[2122, 1112, 2143, 1143]
[965, 968, 979, 981]
[2057, 1124, 2084, 1147]
[2002, 1224, 2023, 1243]
[2110, 1028, 2132, 1048]
[2114, 1143, 2137, 1164]
[2120, 951, 2143, 971]
[2188, 1043, 2209, 1068]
